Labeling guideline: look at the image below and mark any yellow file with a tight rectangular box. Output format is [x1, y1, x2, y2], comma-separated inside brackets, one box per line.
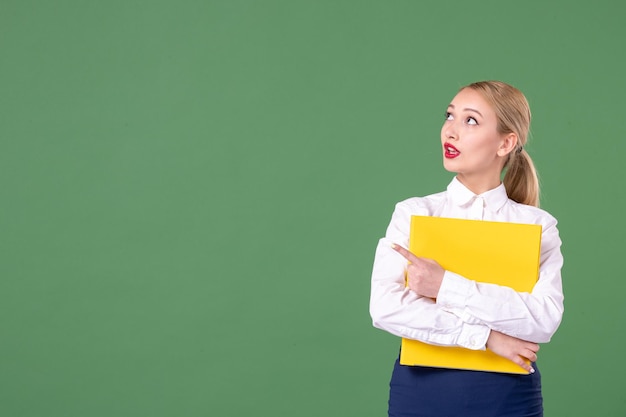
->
[400, 215, 542, 374]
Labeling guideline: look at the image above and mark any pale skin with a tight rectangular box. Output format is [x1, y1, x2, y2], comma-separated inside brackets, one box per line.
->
[390, 87, 540, 374]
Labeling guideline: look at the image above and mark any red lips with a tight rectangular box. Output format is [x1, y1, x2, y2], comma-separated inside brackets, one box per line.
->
[444, 142, 460, 159]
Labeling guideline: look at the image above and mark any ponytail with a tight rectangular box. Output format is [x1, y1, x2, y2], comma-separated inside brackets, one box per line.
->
[503, 148, 539, 207]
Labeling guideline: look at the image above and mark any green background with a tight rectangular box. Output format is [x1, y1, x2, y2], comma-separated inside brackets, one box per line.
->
[2, 1, 624, 415]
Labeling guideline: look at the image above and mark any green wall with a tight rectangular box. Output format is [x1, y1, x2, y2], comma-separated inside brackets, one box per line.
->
[2, 1, 624, 415]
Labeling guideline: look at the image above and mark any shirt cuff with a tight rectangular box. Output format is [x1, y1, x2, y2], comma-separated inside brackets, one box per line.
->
[456, 321, 490, 350]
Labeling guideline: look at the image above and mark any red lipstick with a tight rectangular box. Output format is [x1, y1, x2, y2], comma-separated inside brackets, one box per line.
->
[444, 143, 460, 159]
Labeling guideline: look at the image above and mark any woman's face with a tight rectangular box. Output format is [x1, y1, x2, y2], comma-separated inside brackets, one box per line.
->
[440, 88, 511, 188]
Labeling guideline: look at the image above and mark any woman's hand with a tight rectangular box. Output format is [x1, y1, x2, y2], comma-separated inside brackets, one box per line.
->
[391, 244, 444, 299]
[487, 330, 539, 374]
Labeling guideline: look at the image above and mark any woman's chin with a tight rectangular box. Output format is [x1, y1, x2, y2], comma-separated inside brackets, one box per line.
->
[442, 160, 459, 173]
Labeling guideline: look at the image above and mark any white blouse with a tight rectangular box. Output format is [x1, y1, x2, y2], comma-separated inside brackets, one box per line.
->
[369, 177, 564, 350]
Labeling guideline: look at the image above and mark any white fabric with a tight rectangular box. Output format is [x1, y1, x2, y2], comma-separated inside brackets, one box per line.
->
[369, 177, 564, 350]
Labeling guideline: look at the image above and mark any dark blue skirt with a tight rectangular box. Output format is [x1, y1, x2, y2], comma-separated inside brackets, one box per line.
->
[388, 357, 543, 417]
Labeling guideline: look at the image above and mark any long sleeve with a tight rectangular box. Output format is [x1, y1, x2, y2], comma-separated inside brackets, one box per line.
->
[369, 177, 565, 349]
[436, 215, 564, 343]
[369, 200, 491, 350]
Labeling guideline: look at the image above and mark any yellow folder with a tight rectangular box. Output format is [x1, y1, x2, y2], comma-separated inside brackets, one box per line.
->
[400, 215, 542, 374]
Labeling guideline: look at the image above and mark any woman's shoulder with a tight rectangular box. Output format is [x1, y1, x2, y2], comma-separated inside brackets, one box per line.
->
[506, 199, 559, 229]
[394, 190, 448, 216]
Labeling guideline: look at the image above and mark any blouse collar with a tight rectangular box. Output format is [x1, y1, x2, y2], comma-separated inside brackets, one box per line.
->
[447, 177, 509, 212]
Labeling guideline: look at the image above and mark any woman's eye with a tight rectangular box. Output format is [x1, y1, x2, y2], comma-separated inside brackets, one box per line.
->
[445, 112, 453, 120]
[466, 117, 478, 125]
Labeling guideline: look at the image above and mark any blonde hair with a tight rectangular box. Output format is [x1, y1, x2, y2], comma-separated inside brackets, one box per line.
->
[463, 81, 540, 207]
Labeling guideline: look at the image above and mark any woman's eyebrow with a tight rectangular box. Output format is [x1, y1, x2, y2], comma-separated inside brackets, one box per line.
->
[464, 108, 483, 117]
[448, 104, 483, 117]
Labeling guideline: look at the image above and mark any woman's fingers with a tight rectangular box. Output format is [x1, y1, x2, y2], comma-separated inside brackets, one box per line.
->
[393, 243, 444, 298]
[390, 243, 419, 263]
[487, 331, 539, 374]
[514, 356, 535, 374]
[524, 349, 538, 363]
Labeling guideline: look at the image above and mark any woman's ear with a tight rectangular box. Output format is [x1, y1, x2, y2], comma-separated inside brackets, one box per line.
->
[497, 133, 518, 157]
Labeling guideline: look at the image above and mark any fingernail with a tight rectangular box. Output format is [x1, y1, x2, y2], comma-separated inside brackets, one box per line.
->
[390, 243, 397, 249]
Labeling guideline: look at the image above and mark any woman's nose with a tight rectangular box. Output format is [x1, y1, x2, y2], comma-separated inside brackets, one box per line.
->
[443, 122, 457, 140]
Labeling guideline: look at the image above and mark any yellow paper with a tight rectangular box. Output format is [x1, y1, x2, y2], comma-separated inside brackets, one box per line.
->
[400, 215, 542, 374]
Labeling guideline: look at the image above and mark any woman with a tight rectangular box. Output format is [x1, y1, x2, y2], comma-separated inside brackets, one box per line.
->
[369, 81, 564, 416]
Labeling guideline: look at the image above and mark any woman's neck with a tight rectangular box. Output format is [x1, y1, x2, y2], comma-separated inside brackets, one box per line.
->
[456, 173, 502, 195]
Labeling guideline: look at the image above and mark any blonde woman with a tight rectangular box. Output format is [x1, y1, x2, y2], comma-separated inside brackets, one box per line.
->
[370, 81, 564, 417]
